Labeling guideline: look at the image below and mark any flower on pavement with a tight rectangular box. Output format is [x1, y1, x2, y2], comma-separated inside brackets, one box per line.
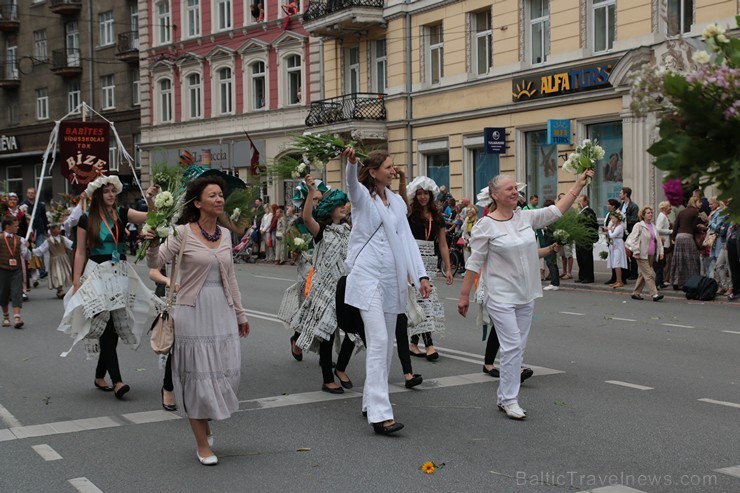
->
[421, 462, 435, 474]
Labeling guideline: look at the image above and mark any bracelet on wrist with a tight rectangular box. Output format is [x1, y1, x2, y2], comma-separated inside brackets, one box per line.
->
[419, 276, 430, 281]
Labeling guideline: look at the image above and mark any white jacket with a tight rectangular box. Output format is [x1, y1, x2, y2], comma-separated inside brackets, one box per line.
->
[655, 212, 672, 248]
[626, 221, 664, 259]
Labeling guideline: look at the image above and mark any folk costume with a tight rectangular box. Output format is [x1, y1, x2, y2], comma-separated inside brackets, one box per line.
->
[32, 233, 73, 295]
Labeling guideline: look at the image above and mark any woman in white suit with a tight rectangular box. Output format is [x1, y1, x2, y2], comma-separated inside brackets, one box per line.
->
[343, 147, 431, 435]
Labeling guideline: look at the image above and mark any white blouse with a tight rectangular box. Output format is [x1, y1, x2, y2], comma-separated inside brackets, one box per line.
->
[465, 205, 561, 305]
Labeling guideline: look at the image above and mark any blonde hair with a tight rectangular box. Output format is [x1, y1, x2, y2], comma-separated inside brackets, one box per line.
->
[638, 206, 653, 220]
[486, 175, 511, 212]
[687, 196, 700, 209]
[658, 200, 671, 211]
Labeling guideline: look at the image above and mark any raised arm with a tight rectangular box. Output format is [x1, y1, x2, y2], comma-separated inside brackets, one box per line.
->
[555, 169, 595, 215]
[343, 147, 361, 201]
[301, 175, 321, 238]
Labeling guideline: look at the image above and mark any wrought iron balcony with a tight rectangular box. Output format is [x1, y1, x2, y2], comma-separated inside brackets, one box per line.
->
[0, 58, 20, 89]
[0, 2, 19, 32]
[50, 0, 82, 16]
[306, 93, 386, 127]
[303, 0, 385, 38]
[51, 48, 82, 77]
[116, 31, 140, 62]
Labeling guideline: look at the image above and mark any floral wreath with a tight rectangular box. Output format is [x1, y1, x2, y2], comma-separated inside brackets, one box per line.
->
[610, 210, 625, 222]
[313, 189, 348, 221]
[84, 175, 123, 197]
[406, 176, 439, 202]
[292, 179, 330, 208]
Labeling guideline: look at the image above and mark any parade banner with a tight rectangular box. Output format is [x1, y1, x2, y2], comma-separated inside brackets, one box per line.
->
[59, 121, 110, 191]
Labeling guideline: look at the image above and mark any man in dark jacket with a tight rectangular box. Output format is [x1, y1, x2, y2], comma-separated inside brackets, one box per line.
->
[574, 195, 598, 284]
[620, 187, 639, 280]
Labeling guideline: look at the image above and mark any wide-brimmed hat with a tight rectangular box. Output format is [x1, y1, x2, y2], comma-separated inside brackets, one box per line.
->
[313, 189, 348, 222]
[406, 176, 440, 201]
[182, 165, 246, 197]
[84, 175, 123, 197]
[292, 179, 330, 208]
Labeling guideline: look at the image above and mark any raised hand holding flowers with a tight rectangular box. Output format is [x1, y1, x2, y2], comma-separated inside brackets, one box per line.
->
[562, 139, 604, 185]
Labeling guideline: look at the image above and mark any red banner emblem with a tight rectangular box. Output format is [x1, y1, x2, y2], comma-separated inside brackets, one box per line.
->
[59, 122, 110, 191]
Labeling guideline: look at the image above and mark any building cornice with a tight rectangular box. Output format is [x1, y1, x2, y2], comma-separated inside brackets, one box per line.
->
[383, 0, 461, 20]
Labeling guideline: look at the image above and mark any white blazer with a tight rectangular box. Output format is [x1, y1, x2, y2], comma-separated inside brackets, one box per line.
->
[344, 159, 427, 313]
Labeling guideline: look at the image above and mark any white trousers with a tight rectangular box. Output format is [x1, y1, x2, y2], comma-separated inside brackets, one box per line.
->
[486, 299, 535, 406]
[360, 290, 397, 424]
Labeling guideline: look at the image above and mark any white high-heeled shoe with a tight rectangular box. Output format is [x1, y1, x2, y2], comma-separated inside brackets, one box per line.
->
[197, 451, 218, 466]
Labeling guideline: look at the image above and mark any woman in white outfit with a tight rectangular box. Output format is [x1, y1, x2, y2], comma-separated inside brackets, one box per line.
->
[343, 147, 431, 435]
[457, 169, 593, 420]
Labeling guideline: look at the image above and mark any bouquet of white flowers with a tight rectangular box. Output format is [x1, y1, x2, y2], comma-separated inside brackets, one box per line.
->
[135, 165, 187, 262]
[562, 138, 604, 185]
[286, 234, 312, 254]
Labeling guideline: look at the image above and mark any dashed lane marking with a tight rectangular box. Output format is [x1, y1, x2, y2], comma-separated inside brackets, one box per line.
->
[605, 381, 654, 391]
[560, 311, 586, 316]
[723, 330, 740, 335]
[698, 398, 740, 409]
[31, 444, 63, 461]
[577, 486, 647, 493]
[714, 465, 740, 479]
[0, 402, 22, 428]
[662, 323, 694, 329]
[68, 477, 104, 493]
[611, 317, 637, 322]
[253, 275, 295, 282]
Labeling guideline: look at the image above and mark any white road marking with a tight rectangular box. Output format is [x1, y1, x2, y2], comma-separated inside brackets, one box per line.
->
[253, 275, 294, 282]
[722, 330, 740, 335]
[698, 398, 740, 409]
[605, 381, 654, 391]
[577, 486, 647, 493]
[120, 410, 181, 425]
[0, 402, 22, 428]
[662, 323, 694, 328]
[31, 444, 63, 461]
[68, 477, 104, 493]
[715, 465, 740, 479]
[611, 317, 636, 322]
[560, 311, 585, 316]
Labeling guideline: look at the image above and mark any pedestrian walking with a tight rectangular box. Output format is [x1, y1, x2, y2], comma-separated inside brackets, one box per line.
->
[31, 223, 73, 299]
[626, 206, 664, 301]
[1, 216, 30, 328]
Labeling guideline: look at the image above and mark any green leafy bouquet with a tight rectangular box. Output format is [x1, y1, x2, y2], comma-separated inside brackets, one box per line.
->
[268, 133, 368, 179]
[286, 233, 312, 255]
[548, 210, 599, 248]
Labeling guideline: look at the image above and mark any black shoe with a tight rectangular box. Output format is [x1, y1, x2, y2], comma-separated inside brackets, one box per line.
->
[321, 384, 344, 394]
[405, 374, 423, 389]
[409, 348, 425, 358]
[425, 352, 439, 361]
[673, 284, 680, 291]
[372, 421, 404, 435]
[94, 381, 114, 392]
[290, 338, 303, 361]
[362, 411, 367, 417]
[581, 280, 594, 284]
[573, 279, 582, 283]
[114, 384, 130, 400]
[334, 370, 353, 389]
[631, 294, 644, 300]
[161, 388, 177, 412]
[482, 365, 500, 378]
[40, 272, 48, 279]
[652, 294, 664, 302]
[520, 367, 534, 383]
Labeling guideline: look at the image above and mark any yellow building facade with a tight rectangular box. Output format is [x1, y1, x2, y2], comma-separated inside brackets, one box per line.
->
[303, 0, 738, 217]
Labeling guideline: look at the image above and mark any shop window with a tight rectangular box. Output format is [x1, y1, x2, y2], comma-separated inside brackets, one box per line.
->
[425, 152, 450, 192]
[592, 0, 615, 53]
[525, 130, 558, 203]
[471, 10, 492, 76]
[587, 121, 623, 219]
[528, 0, 549, 64]
[472, 148, 499, 207]
[666, 0, 692, 36]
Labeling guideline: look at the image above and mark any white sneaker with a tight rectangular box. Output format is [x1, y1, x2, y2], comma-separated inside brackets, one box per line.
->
[543, 285, 559, 291]
[498, 403, 527, 420]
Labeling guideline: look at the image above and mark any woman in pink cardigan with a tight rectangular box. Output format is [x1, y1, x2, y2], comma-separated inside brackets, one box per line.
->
[148, 176, 250, 466]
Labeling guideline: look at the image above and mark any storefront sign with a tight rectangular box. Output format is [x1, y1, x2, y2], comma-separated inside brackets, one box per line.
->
[0, 135, 18, 153]
[483, 127, 506, 154]
[149, 139, 266, 174]
[547, 119, 571, 145]
[512, 60, 616, 102]
[59, 121, 110, 190]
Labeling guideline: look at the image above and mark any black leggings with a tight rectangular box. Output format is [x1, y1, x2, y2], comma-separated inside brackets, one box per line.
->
[162, 353, 173, 392]
[484, 325, 500, 366]
[95, 319, 122, 384]
[410, 332, 434, 347]
[320, 331, 355, 384]
[395, 314, 413, 375]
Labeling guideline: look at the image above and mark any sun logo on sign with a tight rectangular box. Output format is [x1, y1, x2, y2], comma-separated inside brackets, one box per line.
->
[512, 80, 537, 100]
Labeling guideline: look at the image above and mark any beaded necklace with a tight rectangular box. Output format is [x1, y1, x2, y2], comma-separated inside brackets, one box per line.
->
[198, 222, 221, 242]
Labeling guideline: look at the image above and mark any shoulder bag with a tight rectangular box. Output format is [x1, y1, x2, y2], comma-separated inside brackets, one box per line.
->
[150, 231, 187, 355]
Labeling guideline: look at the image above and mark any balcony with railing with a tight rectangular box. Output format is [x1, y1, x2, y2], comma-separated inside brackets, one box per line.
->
[0, 2, 19, 32]
[51, 48, 82, 77]
[305, 93, 387, 139]
[116, 31, 140, 62]
[303, 0, 385, 38]
[0, 58, 19, 89]
[50, 0, 82, 16]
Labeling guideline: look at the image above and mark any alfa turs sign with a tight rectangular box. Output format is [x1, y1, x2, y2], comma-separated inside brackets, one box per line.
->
[511, 59, 617, 102]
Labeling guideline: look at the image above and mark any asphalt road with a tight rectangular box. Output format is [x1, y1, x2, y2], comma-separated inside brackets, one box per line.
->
[1, 261, 738, 493]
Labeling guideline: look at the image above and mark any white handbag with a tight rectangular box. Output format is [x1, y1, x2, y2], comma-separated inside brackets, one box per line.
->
[406, 283, 426, 326]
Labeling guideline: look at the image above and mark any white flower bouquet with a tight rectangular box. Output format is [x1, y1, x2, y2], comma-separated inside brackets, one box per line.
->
[135, 165, 187, 262]
[286, 233, 312, 254]
[562, 138, 604, 185]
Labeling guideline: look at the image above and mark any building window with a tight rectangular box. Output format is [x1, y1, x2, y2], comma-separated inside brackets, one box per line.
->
[371, 40, 387, 94]
[472, 148, 499, 205]
[217, 67, 233, 114]
[285, 54, 302, 106]
[667, 0, 692, 36]
[587, 121, 623, 219]
[130, 1, 139, 34]
[156, 1, 171, 45]
[188, 73, 202, 118]
[426, 23, 444, 84]
[99, 11, 114, 46]
[133, 133, 141, 170]
[529, 0, 550, 64]
[250, 61, 266, 110]
[593, 0, 615, 53]
[34, 164, 54, 204]
[6, 46, 17, 79]
[425, 152, 450, 190]
[186, 0, 201, 38]
[471, 10, 492, 76]
[345, 47, 360, 94]
[68, 79, 81, 114]
[65, 21, 80, 66]
[216, 0, 232, 31]
[525, 130, 558, 204]
[109, 146, 119, 172]
[36, 88, 49, 120]
[33, 30, 47, 63]
[6, 166, 23, 197]
[8, 96, 19, 125]
[159, 78, 173, 122]
[131, 67, 140, 106]
[101, 75, 115, 110]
